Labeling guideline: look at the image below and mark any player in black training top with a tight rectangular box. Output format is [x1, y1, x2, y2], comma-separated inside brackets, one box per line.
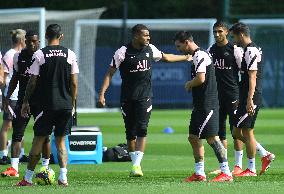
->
[1, 31, 51, 178]
[17, 24, 79, 186]
[208, 21, 274, 176]
[174, 31, 233, 182]
[230, 22, 275, 177]
[98, 24, 190, 177]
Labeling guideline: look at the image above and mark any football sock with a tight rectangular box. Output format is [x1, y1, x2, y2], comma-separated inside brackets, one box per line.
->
[24, 169, 34, 183]
[248, 158, 256, 173]
[0, 150, 5, 158]
[256, 142, 267, 157]
[133, 151, 144, 166]
[19, 148, 25, 158]
[129, 152, 136, 165]
[59, 168, 68, 182]
[220, 161, 231, 176]
[195, 161, 205, 176]
[225, 148, 228, 159]
[11, 158, 19, 172]
[0, 149, 8, 158]
[235, 150, 243, 168]
[42, 158, 50, 167]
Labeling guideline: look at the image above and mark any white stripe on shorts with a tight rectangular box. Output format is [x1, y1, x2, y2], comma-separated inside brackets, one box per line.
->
[147, 105, 152, 113]
[236, 105, 257, 128]
[34, 111, 43, 123]
[120, 107, 126, 116]
[198, 110, 213, 138]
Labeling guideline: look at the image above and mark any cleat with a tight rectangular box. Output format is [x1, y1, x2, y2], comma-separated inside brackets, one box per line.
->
[184, 173, 206, 182]
[19, 155, 29, 163]
[210, 172, 233, 182]
[15, 179, 32, 186]
[232, 165, 243, 175]
[58, 179, 68, 186]
[234, 168, 257, 177]
[1, 167, 19, 177]
[209, 169, 221, 175]
[129, 165, 143, 177]
[260, 153, 275, 175]
[0, 156, 11, 165]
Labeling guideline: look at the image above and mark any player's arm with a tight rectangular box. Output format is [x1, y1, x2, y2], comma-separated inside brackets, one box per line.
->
[162, 53, 192, 62]
[21, 75, 38, 117]
[21, 51, 42, 117]
[5, 53, 20, 100]
[185, 72, 205, 91]
[0, 63, 4, 87]
[247, 70, 257, 116]
[98, 66, 117, 107]
[70, 74, 78, 109]
[245, 47, 260, 116]
[3, 73, 19, 112]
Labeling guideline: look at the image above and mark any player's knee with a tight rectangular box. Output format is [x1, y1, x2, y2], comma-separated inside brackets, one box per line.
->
[12, 133, 24, 143]
[125, 129, 136, 141]
[136, 128, 147, 137]
[44, 136, 50, 144]
[188, 134, 199, 144]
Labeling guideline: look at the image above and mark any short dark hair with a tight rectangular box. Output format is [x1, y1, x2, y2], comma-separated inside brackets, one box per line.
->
[213, 21, 229, 30]
[173, 31, 193, 43]
[46, 24, 62, 39]
[131, 24, 149, 35]
[25, 30, 38, 38]
[229, 22, 250, 36]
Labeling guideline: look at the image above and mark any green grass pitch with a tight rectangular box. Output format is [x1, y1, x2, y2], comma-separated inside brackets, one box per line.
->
[0, 109, 283, 194]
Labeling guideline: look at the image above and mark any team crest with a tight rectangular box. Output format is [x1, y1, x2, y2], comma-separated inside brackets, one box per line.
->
[146, 53, 149, 57]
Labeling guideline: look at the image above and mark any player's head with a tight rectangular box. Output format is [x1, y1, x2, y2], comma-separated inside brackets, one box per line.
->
[213, 21, 229, 44]
[173, 31, 194, 54]
[10, 29, 26, 48]
[229, 22, 250, 46]
[131, 24, 150, 47]
[25, 30, 39, 53]
[45, 24, 63, 41]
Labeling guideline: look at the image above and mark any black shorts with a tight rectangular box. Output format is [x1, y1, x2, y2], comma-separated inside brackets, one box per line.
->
[12, 103, 43, 142]
[189, 108, 219, 139]
[234, 104, 260, 129]
[3, 100, 17, 121]
[33, 109, 72, 137]
[121, 98, 152, 140]
[218, 99, 238, 140]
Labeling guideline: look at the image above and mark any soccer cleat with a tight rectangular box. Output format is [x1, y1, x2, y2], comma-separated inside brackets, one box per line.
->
[209, 169, 221, 175]
[19, 155, 29, 163]
[260, 153, 275, 175]
[1, 167, 19, 177]
[58, 179, 68, 186]
[232, 165, 243, 176]
[129, 165, 143, 177]
[0, 156, 11, 165]
[15, 179, 32, 186]
[210, 172, 233, 182]
[234, 168, 257, 177]
[184, 173, 206, 182]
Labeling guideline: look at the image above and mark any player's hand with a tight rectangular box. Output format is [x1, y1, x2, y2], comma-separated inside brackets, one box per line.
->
[186, 54, 193, 61]
[185, 81, 192, 92]
[246, 98, 255, 116]
[21, 102, 30, 118]
[97, 95, 106, 108]
[72, 107, 75, 116]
